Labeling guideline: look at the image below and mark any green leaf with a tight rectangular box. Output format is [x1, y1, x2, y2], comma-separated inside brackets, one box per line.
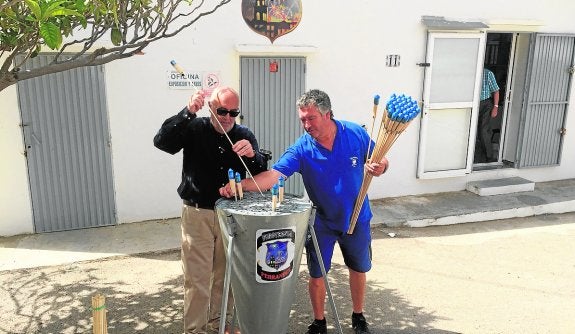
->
[110, 26, 121, 46]
[39, 21, 62, 49]
[43, 0, 68, 20]
[24, 0, 41, 20]
[110, 0, 119, 26]
[4, 7, 17, 19]
[75, 0, 86, 11]
[50, 8, 82, 18]
[60, 16, 72, 36]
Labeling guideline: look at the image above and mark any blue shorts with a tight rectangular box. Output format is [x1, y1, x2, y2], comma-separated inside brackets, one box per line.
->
[305, 220, 372, 278]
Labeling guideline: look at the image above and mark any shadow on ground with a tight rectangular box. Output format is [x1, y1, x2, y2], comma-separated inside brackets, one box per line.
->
[1, 251, 183, 334]
[289, 262, 460, 334]
[1, 250, 460, 333]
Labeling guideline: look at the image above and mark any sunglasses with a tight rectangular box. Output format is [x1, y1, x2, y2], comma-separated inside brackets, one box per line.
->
[216, 107, 240, 117]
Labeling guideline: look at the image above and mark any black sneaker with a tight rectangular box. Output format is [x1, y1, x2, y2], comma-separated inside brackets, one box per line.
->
[306, 318, 327, 334]
[352, 313, 370, 334]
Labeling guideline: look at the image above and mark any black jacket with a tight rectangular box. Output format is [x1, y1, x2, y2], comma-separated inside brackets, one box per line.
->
[154, 108, 268, 208]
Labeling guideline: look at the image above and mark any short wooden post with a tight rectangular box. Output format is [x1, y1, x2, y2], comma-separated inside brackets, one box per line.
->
[92, 293, 108, 334]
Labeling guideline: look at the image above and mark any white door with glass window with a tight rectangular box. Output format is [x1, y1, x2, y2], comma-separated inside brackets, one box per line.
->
[417, 32, 486, 178]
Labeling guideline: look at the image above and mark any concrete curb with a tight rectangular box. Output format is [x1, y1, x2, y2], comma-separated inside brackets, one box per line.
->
[403, 200, 575, 227]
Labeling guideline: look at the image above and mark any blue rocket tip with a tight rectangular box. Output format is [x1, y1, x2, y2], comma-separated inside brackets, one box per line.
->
[228, 168, 234, 178]
[170, 60, 177, 66]
[235, 172, 241, 182]
[374, 94, 381, 105]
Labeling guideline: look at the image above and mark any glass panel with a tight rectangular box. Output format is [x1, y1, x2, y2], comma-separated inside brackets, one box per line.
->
[423, 108, 472, 172]
[430, 38, 480, 103]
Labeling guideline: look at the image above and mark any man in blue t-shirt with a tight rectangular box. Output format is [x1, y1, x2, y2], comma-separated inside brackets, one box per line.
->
[220, 89, 389, 334]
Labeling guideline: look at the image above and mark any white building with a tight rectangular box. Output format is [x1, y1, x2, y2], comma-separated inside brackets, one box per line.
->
[1, 0, 574, 236]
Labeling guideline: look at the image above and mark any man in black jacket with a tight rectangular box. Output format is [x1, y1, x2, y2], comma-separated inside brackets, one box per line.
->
[154, 86, 267, 334]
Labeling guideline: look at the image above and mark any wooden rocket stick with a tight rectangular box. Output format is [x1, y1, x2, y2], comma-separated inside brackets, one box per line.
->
[271, 184, 279, 211]
[278, 176, 285, 202]
[228, 169, 237, 201]
[366, 94, 380, 161]
[235, 172, 243, 200]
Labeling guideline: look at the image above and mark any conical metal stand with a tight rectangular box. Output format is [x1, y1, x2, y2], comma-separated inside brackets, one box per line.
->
[217, 198, 341, 334]
[219, 212, 237, 334]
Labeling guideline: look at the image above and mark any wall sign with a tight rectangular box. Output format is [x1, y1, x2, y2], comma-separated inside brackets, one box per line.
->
[167, 71, 221, 94]
[241, 0, 302, 43]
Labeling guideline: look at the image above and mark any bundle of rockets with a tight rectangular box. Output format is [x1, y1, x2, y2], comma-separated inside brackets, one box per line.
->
[347, 93, 421, 234]
[227, 168, 285, 211]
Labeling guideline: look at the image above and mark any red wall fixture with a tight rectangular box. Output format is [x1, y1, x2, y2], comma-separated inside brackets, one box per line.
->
[269, 61, 278, 73]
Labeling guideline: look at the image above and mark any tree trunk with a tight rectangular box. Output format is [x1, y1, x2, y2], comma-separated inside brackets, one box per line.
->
[0, 72, 17, 93]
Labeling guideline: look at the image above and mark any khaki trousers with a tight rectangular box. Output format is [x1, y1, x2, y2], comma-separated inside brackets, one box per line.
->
[181, 204, 233, 334]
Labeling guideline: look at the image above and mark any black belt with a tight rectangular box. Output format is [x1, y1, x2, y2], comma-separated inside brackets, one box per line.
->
[183, 199, 212, 210]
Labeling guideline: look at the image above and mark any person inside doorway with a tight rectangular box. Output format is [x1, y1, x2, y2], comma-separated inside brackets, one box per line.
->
[476, 68, 500, 163]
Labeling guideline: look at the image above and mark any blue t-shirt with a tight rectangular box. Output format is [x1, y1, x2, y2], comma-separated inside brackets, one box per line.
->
[273, 120, 374, 232]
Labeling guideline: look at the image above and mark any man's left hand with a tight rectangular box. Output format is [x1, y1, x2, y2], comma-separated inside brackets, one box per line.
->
[491, 107, 498, 118]
[365, 156, 389, 177]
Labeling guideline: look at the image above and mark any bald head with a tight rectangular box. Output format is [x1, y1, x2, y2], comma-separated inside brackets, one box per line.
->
[210, 86, 239, 106]
[208, 86, 240, 134]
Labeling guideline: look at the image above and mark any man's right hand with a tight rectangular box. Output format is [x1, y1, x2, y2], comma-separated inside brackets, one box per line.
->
[219, 183, 235, 198]
[187, 90, 206, 114]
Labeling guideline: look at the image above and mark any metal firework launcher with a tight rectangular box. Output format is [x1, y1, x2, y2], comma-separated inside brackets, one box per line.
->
[216, 177, 344, 333]
[216, 193, 314, 334]
[348, 94, 421, 234]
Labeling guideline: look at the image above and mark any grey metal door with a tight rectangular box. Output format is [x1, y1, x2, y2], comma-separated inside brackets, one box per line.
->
[17, 54, 116, 233]
[517, 34, 575, 168]
[240, 56, 306, 196]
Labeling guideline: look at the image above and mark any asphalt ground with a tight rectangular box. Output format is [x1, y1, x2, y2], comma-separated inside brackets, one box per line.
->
[2, 212, 574, 334]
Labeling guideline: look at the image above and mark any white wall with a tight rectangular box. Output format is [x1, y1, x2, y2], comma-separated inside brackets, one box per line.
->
[2, 0, 575, 235]
[0, 83, 34, 235]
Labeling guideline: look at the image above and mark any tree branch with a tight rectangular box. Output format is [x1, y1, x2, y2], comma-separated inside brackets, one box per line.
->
[0, 0, 233, 92]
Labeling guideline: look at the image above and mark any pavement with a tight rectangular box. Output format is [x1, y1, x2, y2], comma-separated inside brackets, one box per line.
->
[1, 178, 574, 271]
[1, 178, 575, 333]
[371, 178, 575, 228]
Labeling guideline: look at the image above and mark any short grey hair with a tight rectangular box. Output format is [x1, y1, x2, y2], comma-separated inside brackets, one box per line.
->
[296, 89, 333, 118]
[210, 86, 238, 103]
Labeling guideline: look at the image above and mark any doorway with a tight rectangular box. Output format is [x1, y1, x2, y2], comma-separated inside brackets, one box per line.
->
[17, 54, 117, 233]
[239, 56, 306, 196]
[473, 32, 513, 165]
[418, 26, 573, 178]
